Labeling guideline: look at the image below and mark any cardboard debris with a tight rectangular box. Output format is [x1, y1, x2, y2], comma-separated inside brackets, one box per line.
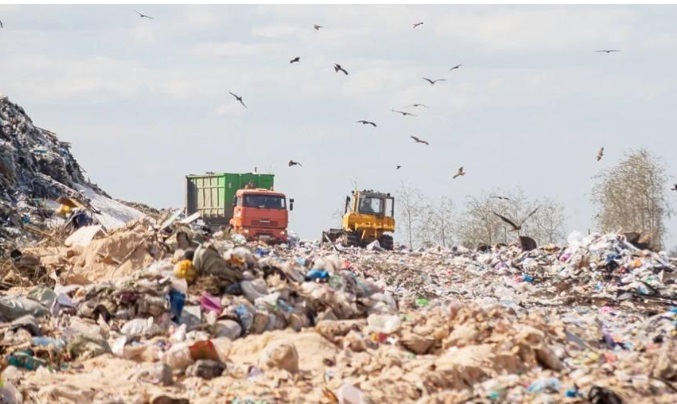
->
[64, 225, 105, 247]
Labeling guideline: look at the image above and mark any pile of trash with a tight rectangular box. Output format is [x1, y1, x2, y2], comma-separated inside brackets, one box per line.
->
[0, 96, 146, 255]
[0, 223, 675, 403]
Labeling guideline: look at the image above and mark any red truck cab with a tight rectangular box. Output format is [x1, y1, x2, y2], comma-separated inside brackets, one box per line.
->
[229, 188, 294, 244]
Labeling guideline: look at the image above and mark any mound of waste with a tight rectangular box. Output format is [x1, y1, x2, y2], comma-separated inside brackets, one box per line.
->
[0, 95, 145, 254]
[0, 224, 675, 403]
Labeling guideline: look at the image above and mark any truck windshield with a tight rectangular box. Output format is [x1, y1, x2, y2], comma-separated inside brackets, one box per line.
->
[242, 195, 286, 210]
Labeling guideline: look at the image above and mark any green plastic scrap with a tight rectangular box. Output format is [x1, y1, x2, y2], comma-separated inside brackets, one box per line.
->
[415, 298, 429, 307]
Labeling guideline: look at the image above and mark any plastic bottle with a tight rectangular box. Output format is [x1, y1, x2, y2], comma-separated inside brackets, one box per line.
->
[31, 337, 65, 351]
[7, 351, 46, 371]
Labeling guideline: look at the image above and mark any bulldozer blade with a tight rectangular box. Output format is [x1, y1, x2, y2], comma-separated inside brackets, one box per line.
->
[323, 231, 341, 254]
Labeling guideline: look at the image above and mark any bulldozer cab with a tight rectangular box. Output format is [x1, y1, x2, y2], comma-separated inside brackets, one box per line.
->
[324, 189, 396, 250]
[346, 190, 394, 218]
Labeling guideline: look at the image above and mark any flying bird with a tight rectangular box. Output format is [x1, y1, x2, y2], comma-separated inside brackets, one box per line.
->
[493, 207, 541, 232]
[413, 22, 424, 28]
[334, 64, 348, 75]
[392, 109, 417, 117]
[288, 160, 302, 167]
[490, 195, 511, 201]
[405, 103, 429, 109]
[452, 167, 465, 179]
[671, 184, 677, 191]
[423, 77, 446, 86]
[449, 64, 462, 71]
[597, 147, 604, 161]
[314, 24, 323, 31]
[410, 136, 429, 145]
[396, 165, 402, 170]
[596, 49, 621, 54]
[0, 20, 3, 28]
[356, 120, 377, 127]
[290, 57, 300, 64]
[228, 92, 247, 109]
[134, 9, 153, 19]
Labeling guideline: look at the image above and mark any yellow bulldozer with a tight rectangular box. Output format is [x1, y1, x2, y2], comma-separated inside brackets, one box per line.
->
[322, 189, 395, 250]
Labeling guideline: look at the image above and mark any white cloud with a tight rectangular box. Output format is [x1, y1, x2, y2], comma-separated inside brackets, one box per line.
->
[1, 55, 145, 102]
[251, 24, 300, 39]
[431, 7, 637, 52]
[252, 5, 639, 54]
[215, 101, 246, 117]
[191, 41, 288, 58]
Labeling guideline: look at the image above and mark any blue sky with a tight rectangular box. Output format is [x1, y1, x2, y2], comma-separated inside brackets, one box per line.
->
[1, 5, 676, 247]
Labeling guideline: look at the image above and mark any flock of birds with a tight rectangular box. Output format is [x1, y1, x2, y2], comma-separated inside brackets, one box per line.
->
[223, 19, 471, 176]
[218, 18, 631, 182]
[1, 9, 675, 195]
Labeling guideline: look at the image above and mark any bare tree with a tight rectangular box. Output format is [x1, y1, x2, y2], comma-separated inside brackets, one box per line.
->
[457, 188, 567, 248]
[421, 196, 456, 248]
[456, 191, 505, 248]
[531, 196, 567, 244]
[396, 182, 426, 249]
[494, 188, 567, 246]
[591, 148, 674, 249]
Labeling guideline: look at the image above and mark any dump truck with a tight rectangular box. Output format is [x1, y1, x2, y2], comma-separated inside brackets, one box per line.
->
[185, 172, 294, 244]
[322, 189, 395, 250]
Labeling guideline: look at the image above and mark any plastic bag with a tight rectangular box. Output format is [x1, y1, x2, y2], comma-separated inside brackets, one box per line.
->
[367, 314, 401, 334]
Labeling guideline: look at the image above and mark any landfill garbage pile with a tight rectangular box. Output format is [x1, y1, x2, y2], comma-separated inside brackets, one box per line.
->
[0, 226, 675, 403]
[0, 96, 146, 254]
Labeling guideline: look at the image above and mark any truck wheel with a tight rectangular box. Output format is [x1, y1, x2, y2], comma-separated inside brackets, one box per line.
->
[379, 235, 394, 251]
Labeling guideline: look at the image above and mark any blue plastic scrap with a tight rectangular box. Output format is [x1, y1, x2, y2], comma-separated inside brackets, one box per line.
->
[305, 269, 329, 281]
